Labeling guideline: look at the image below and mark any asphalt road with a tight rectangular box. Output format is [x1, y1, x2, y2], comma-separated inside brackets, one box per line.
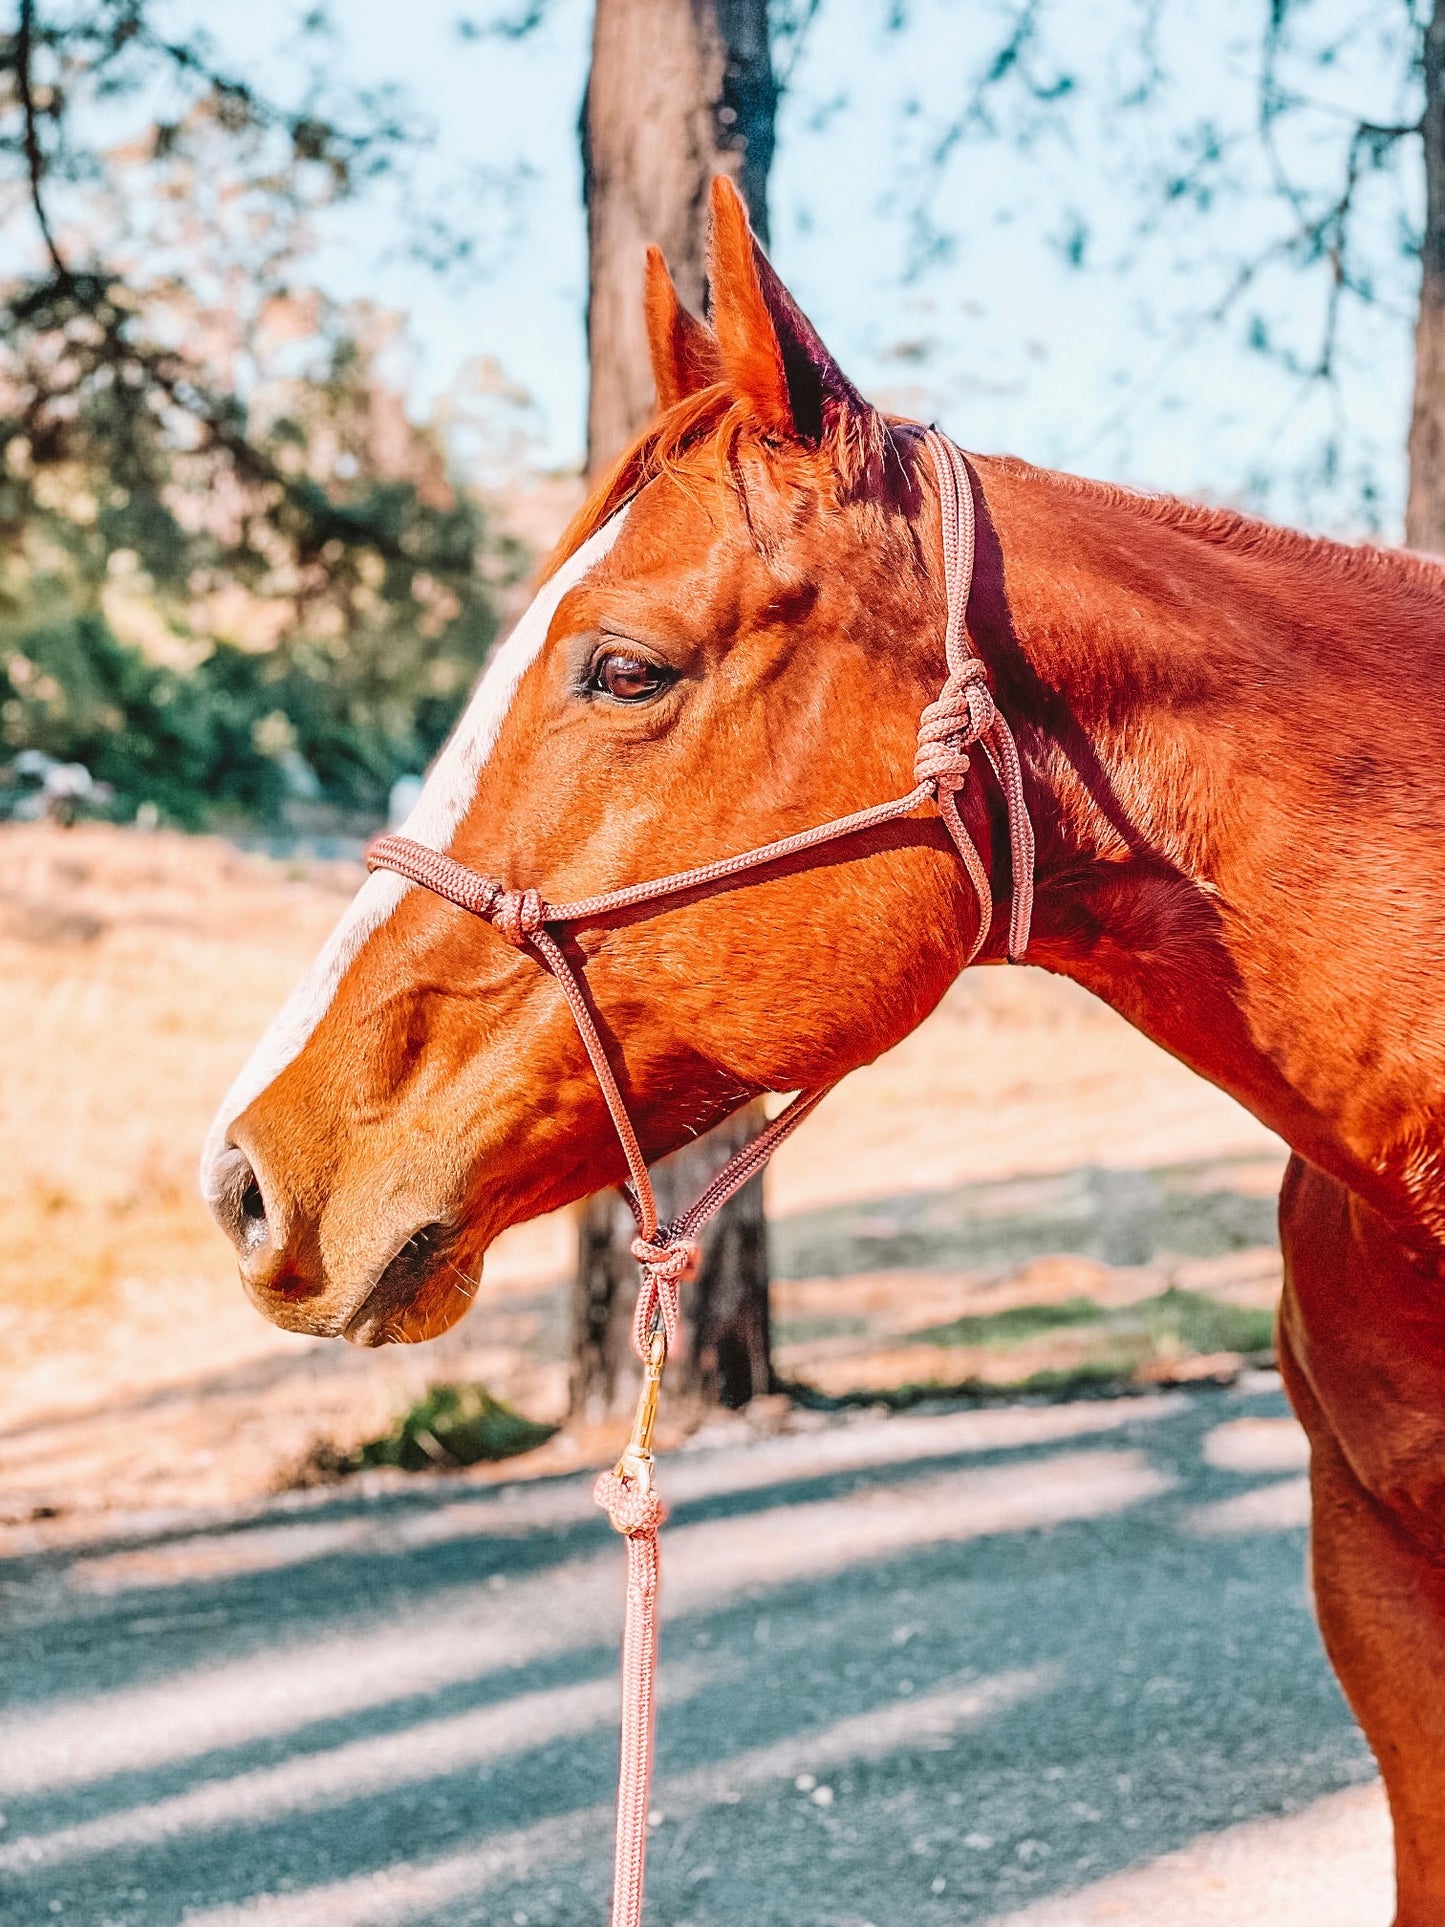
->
[0, 1381, 1380, 1927]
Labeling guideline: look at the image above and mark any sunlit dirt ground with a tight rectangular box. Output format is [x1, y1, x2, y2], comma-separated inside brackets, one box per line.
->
[0, 821, 1285, 1524]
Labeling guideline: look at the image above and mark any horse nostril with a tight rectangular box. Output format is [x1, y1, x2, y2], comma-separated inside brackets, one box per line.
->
[207, 1144, 274, 1257]
[237, 1174, 268, 1247]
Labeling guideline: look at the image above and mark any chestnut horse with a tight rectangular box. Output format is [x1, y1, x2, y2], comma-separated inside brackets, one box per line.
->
[205, 178, 1445, 1921]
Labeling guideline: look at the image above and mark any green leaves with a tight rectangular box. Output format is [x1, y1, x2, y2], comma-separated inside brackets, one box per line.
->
[0, 606, 482, 827]
[0, 3, 518, 831]
[345, 1383, 558, 1473]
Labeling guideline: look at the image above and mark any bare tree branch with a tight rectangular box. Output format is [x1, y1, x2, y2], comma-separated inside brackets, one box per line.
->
[900, 0, 1080, 278]
[14, 0, 70, 285]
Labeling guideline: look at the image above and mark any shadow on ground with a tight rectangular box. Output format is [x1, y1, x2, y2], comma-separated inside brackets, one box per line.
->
[771, 1155, 1281, 1281]
[0, 1380, 1369, 1927]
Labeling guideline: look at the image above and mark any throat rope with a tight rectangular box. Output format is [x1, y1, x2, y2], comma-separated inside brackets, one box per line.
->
[365, 428, 1034, 1927]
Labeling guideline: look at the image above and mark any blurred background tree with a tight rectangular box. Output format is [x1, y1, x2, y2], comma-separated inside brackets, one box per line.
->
[0, 0, 517, 826]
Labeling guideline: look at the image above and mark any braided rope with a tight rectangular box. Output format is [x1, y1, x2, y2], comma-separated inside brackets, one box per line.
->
[590, 1473, 665, 1927]
[923, 431, 1035, 962]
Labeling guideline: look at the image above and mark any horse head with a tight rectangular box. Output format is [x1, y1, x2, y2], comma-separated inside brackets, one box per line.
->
[203, 177, 1005, 1345]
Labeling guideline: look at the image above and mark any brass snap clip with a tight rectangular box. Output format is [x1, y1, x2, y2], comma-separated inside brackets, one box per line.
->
[611, 1327, 667, 1521]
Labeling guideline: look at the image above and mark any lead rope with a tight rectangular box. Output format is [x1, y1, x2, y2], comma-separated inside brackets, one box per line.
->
[364, 427, 1034, 1927]
[588, 1085, 830, 1927]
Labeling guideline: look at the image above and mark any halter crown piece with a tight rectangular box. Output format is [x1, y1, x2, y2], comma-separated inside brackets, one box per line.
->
[365, 428, 1035, 1927]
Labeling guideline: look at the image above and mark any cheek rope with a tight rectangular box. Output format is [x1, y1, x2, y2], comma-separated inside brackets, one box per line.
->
[365, 428, 1033, 1927]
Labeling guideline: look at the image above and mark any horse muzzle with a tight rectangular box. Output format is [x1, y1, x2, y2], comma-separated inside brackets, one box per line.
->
[205, 1140, 463, 1345]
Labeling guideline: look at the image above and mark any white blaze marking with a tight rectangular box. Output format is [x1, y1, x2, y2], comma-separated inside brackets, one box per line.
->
[200, 509, 629, 1194]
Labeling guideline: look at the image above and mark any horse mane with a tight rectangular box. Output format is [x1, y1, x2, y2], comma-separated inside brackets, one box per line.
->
[990, 455, 1445, 606]
[547, 408, 1445, 617]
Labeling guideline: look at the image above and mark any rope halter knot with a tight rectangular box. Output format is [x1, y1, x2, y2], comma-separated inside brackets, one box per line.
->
[484, 884, 546, 950]
[913, 657, 996, 797]
[629, 1234, 699, 1359]
[595, 1242, 688, 1540]
[359, 843, 552, 952]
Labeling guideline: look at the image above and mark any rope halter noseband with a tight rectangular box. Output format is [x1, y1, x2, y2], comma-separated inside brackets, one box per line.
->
[364, 428, 1034, 1927]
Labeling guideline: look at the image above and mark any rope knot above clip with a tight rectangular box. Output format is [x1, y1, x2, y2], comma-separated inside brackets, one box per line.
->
[629, 1234, 700, 1289]
[913, 658, 995, 795]
[628, 1234, 699, 1358]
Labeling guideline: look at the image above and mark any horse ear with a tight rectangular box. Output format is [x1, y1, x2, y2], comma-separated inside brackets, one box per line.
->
[707, 175, 879, 475]
[644, 245, 722, 411]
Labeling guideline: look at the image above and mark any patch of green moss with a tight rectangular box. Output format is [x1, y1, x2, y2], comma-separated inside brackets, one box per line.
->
[909, 1297, 1109, 1348]
[1006, 1355, 1148, 1394]
[1128, 1286, 1275, 1355]
[910, 1287, 1273, 1362]
[774, 1314, 874, 1345]
[348, 1383, 556, 1473]
[779, 1358, 1141, 1413]
[783, 1283, 1275, 1413]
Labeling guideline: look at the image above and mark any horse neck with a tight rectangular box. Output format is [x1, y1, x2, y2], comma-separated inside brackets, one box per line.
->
[968, 456, 1445, 1245]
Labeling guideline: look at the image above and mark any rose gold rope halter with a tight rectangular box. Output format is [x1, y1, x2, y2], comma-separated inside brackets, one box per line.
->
[365, 428, 1033, 1927]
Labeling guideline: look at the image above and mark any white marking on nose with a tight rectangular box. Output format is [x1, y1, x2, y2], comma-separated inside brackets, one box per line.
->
[199, 508, 629, 1195]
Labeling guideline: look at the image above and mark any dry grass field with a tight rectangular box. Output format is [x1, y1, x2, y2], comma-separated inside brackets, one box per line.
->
[0, 824, 353, 1416]
[0, 822, 1287, 1532]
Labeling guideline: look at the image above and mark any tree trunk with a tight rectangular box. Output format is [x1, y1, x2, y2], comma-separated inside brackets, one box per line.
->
[569, 1109, 773, 1421]
[581, 0, 774, 472]
[572, 0, 776, 1422]
[1407, 0, 1445, 551]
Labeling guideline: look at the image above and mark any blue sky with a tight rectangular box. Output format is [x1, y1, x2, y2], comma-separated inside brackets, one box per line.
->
[214, 1, 1423, 536]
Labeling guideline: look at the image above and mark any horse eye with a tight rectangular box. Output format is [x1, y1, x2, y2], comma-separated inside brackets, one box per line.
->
[591, 651, 670, 703]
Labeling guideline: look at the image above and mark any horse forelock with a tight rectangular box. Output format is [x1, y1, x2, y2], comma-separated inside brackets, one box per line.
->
[547, 386, 910, 583]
